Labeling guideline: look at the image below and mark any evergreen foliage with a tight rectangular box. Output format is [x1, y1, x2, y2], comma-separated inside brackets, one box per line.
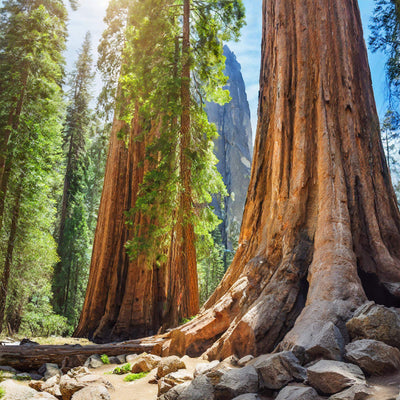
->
[0, 0, 68, 334]
[98, 0, 245, 266]
[52, 33, 108, 328]
[370, 0, 400, 107]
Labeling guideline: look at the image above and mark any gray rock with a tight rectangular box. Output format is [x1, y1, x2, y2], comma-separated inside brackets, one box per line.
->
[251, 351, 306, 390]
[157, 356, 186, 379]
[107, 356, 121, 365]
[221, 355, 239, 367]
[84, 355, 104, 369]
[345, 339, 400, 375]
[215, 365, 259, 399]
[206, 45, 253, 250]
[231, 395, 261, 400]
[283, 321, 345, 362]
[328, 384, 374, 400]
[275, 385, 320, 400]
[0, 366, 18, 374]
[158, 382, 191, 400]
[307, 360, 365, 395]
[29, 373, 43, 381]
[71, 385, 110, 400]
[178, 374, 215, 400]
[38, 363, 61, 380]
[0, 379, 38, 399]
[346, 302, 400, 349]
[158, 370, 193, 396]
[237, 355, 254, 367]
[193, 360, 220, 377]
[116, 354, 126, 364]
[15, 372, 31, 380]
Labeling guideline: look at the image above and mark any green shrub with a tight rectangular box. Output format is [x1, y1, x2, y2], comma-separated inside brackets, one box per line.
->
[100, 354, 110, 364]
[123, 372, 149, 382]
[112, 363, 131, 375]
[0, 387, 5, 399]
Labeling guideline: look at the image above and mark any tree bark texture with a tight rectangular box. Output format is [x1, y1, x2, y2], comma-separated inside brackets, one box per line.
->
[0, 178, 23, 332]
[162, 0, 400, 361]
[162, 0, 199, 329]
[74, 110, 168, 342]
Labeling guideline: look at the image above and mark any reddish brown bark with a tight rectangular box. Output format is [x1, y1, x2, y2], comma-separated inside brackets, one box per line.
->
[161, 0, 400, 360]
[74, 109, 168, 341]
[162, 0, 199, 329]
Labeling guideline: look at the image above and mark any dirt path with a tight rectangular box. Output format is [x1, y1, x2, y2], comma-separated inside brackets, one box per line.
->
[92, 356, 204, 400]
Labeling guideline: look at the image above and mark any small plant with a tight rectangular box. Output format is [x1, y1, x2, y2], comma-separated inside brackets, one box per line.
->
[100, 354, 110, 364]
[179, 315, 196, 325]
[112, 363, 131, 375]
[123, 371, 149, 382]
[0, 387, 5, 399]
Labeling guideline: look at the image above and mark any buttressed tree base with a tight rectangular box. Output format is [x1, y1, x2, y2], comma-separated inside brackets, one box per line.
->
[161, 0, 400, 360]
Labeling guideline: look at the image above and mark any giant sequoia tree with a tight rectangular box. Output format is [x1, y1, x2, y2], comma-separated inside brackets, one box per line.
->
[74, 0, 244, 342]
[161, 0, 400, 360]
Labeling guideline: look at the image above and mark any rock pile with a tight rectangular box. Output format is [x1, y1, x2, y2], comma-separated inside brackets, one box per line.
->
[1, 301, 400, 400]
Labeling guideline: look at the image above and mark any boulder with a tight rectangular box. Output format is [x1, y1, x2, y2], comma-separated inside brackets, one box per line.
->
[158, 369, 193, 394]
[158, 382, 191, 400]
[221, 355, 239, 367]
[177, 375, 215, 400]
[125, 354, 138, 364]
[237, 355, 254, 367]
[328, 384, 374, 400]
[250, 351, 306, 390]
[30, 375, 61, 397]
[59, 371, 113, 400]
[307, 360, 365, 395]
[158, 379, 175, 396]
[116, 355, 126, 364]
[231, 395, 261, 400]
[156, 356, 186, 379]
[215, 365, 259, 399]
[15, 372, 31, 380]
[38, 364, 61, 381]
[275, 385, 320, 400]
[129, 353, 161, 373]
[346, 302, 400, 349]
[107, 356, 121, 365]
[29, 373, 43, 381]
[0, 366, 18, 374]
[0, 379, 38, 399]
[345, 339, 400, 375]
[84, 355, 104, 369]
[71, 385, 110, 400]
[283, 321, 345, 362]
[32, 393, 58, 400]
[194, 360, 220, 377]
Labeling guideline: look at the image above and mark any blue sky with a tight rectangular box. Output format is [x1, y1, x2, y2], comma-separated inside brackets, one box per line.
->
[66, 0, 388, 134]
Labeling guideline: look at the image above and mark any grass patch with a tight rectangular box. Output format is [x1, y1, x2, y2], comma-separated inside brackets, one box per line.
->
[123, 372, 149, 382]
[112, 363, 131, 375]
[0, 387, 4, 399]
[101, 354, 110, 364]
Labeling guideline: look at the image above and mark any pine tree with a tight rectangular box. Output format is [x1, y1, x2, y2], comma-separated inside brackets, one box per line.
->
[52, 32, 95, 327]
[0, 0, 68, 333]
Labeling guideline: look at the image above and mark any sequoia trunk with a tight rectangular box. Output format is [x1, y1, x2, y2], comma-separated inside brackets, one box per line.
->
[73, 110, 167, 341]
[163, 0, 400, 360]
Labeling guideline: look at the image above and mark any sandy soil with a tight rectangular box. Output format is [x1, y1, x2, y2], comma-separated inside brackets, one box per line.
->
[92, 356, 205, 400]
